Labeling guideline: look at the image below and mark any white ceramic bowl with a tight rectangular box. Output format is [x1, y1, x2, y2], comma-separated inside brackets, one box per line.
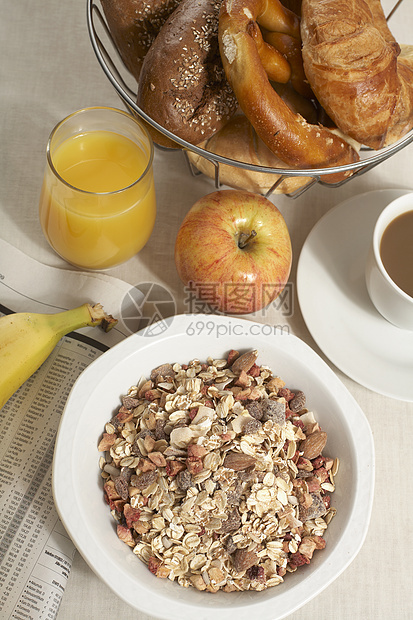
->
[52, 314, 374, 620]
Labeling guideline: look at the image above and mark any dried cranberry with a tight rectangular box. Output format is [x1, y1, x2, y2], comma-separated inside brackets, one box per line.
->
[246, 565, 266, 582]
[278, 388, 295, 401]
[289, 552, 310, 567]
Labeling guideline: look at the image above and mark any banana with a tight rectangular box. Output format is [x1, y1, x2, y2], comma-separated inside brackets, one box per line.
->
[0, 303, 117, 410]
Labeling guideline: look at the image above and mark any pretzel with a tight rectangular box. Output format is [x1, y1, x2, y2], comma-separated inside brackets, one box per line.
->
[263, 31, 312, 98]
[218, 0, 360, 178]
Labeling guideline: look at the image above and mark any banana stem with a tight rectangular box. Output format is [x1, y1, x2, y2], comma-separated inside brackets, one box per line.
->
[47, 303, 117, 338]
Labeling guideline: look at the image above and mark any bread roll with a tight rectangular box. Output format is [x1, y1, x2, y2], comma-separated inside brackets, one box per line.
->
[100, 0, 182, 81]
[137, 0, 237, 145]
[187, 113, 312, 195]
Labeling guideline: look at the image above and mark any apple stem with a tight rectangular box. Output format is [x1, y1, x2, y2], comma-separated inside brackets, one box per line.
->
[238, 230, 257, 249]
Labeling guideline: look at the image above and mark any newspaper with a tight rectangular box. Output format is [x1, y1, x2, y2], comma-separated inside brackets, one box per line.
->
[0, 239, 133, 620]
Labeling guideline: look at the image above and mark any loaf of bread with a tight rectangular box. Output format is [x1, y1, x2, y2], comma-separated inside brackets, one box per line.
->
[188, 113, 312, 195]
[137, 0, 237, 146]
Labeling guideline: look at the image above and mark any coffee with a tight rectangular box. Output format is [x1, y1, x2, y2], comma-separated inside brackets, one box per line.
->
[379, 210, 413, 298]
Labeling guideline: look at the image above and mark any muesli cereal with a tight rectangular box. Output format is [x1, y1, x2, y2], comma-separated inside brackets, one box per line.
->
[98, 349, 339, 592]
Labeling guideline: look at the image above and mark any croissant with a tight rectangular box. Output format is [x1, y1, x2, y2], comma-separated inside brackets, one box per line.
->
[301, 0, 413, 149]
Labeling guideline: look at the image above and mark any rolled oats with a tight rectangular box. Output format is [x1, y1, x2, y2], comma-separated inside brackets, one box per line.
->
[98, 349, 339, 592]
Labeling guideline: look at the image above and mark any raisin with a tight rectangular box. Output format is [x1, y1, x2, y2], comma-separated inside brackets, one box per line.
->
[131, 470, 157, 491]
[246, 565, 265, 582]
[120, 467, 133, 484]
[109, 415, 122, 430]
[137, 429, 155, 440]
[299, 493, 327, 521]
[289, 390, 306, 413]
[131, 429, 155, 457]
[176, 469, 192, 491]
[219, 508, 242, 533]
[225, 535, 237, 555]
[131, 439, 143, 457]
[114, 475, 129, 501]
[289, 552, 310, 567]
[226, 482, 244, 505]
[238, 467, 257, 483]
[232, 548, 259, 572]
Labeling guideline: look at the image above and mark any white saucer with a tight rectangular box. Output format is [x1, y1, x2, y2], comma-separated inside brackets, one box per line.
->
[297, 189, 413, 402]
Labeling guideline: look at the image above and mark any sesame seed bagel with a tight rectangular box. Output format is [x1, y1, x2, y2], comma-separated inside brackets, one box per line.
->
[137, 0, 238, 146]
[100, 0, 182, 82]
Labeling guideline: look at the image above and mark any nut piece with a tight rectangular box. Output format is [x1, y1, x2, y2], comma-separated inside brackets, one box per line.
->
[187, 444, 208, 458]
[150, 363, 175, 381]
[166, 460, 186, 477]
[186, 456, 204, 474]
[98, 432, 116, 452]
[227, 349, 240, 366]
[300, 430, 327, 459]
[190, 574, 207, 591]
[231, 350, 258, 374]
[122, 395, 140, 409]
[223, 451, 256, 471]
[123, 504, 141, 528]
[148, 451, 167, 467]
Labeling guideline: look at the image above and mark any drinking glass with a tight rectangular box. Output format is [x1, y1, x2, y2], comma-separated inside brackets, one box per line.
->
[39, 107, 156, 270]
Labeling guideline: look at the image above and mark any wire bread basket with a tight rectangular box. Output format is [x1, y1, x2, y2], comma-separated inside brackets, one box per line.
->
[87, 0, 412, 198]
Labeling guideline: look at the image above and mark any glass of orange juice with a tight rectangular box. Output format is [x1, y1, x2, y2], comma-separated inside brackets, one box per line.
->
[39, 107, 156, 270]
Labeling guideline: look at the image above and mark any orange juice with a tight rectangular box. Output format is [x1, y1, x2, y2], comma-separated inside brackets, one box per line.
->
[39, 113, 156, 270]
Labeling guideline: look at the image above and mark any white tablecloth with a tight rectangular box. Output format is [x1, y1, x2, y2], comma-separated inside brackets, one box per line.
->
[1, 1, 412, 618]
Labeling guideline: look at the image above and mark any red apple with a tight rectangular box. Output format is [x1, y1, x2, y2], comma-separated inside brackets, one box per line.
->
[174, 189, 292, 314]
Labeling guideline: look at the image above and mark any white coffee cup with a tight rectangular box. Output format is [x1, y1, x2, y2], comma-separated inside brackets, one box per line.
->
[365, 192, 413, 330]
